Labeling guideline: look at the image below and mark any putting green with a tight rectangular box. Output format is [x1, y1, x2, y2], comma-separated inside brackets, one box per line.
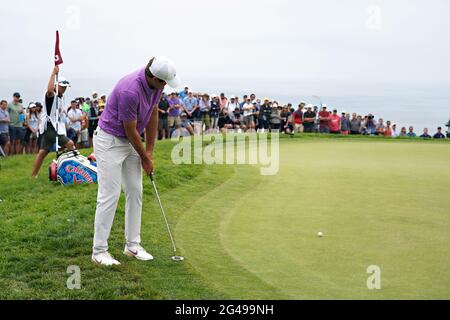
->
[176, 139, 450, 299]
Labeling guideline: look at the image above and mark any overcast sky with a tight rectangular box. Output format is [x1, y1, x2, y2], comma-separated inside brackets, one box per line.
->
[1, 0, 450, 95]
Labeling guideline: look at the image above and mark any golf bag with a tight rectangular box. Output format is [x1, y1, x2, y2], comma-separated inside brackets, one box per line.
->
[49, 150, 98, 185]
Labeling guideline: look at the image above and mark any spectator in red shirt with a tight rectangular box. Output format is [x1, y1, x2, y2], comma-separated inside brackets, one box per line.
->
[292, 104, 304, 133]
[319, 106, 331, 133]
[329, 109, 341, 134]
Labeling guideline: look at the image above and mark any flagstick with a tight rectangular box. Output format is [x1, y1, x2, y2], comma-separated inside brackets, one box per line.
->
[55, 72, 59, 158]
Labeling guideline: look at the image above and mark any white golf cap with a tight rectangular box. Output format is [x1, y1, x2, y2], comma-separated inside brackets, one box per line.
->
[149, 56, 181, 88]
[58, 77, 70, 87]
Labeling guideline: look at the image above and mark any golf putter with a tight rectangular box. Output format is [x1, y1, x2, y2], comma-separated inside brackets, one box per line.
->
[149, 173, 184, 262]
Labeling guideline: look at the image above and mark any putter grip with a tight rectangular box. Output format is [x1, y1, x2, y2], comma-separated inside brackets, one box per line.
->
[150, 173, 154, 182]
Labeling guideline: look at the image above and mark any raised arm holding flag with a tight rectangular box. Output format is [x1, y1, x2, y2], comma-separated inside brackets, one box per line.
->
[54, 30, 63, 156]
[31, 31, 75, 178]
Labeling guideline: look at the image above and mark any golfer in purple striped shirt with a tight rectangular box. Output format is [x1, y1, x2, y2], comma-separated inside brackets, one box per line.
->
[92, 56, 180, 266]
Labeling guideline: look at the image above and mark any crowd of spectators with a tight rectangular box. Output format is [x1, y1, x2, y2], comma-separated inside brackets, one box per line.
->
[156, 86, 450, 141]
[1, 86, 448, 157]
[0, 91, 105, 156]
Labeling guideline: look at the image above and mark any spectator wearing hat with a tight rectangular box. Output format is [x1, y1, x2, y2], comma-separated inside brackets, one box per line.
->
[92, 91, 99, 102]
[7, 92, 25, 155]
[219, 93, 228, 111]
[226, 96, 239, 115]
[329, 109, 341, 134]
[31, 65, 75, 177]
[24, 103, 40, 154]
[433, 127, 446, 139]
[420, 128, 432, 139]
[179, 112, 194, 136]
[0, 100, 10, 155]
[318, 106, 330, 133]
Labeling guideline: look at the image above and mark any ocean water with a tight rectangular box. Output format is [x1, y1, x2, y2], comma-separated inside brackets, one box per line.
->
[1, 77, 449, 134]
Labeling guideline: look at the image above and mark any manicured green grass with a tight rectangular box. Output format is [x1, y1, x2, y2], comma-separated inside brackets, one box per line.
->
[0, 135, 449, 299]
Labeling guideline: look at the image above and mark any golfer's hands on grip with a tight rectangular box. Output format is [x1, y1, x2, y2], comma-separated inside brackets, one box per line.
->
[142, 154, 153, 176]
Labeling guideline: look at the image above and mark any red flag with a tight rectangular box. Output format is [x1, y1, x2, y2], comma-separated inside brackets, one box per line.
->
[54, 30, 63, 66]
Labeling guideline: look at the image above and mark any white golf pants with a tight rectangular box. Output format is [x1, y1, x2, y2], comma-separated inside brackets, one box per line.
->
[92, 127, 142, 254]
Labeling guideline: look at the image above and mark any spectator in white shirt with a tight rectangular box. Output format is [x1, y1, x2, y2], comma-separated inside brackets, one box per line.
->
[67, 100, 83, 149]
[226, 97, 239, 115]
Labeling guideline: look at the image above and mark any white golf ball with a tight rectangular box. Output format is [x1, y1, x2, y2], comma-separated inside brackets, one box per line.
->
[318, 232, 324, 237]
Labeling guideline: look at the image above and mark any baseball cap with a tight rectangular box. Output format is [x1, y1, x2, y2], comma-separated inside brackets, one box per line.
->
[58, 77, 71, 87]
[28, 103, 36, 108]
[13, 92, 21, 98]
[149, 56, 181, 88]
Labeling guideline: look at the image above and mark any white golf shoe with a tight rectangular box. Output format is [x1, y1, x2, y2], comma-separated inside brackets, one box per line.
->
[91, 252, 121, 266]
[123, 244, 154, 261]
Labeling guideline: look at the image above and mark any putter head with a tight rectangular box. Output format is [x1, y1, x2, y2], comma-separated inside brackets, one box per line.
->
[171, 256, 184, 262]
